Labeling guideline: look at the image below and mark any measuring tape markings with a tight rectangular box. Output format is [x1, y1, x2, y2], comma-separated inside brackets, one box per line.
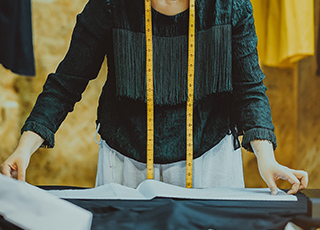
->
[145, 0, 154, 179]
[145, 0, 196, 187]
[186, 0, 195, 188]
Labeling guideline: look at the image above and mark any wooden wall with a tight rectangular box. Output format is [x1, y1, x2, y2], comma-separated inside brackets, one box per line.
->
[297, 0, 320, 188]
[0, 0, 319, 188]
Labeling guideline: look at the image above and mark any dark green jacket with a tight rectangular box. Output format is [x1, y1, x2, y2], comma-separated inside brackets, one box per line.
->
[22, 0, 277, 163]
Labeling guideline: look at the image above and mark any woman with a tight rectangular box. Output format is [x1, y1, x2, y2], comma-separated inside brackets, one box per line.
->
[0, 0, 308, 194]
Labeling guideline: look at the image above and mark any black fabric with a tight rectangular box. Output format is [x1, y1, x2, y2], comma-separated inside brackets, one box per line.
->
[67, 197, 308, 230]
[292, 215, 320, 230]
[0, 0, 35, 76]
[1, 185, 320, 230]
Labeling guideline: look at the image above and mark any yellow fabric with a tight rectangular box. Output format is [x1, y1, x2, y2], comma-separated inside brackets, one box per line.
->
[251, 0, 315, 68]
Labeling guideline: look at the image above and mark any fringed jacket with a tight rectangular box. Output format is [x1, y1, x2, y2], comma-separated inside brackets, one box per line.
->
[22, 0, 277, 163]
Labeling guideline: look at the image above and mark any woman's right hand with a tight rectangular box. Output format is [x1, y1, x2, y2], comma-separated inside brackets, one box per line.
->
[0, 150, 32, 181]
[0, 131, 44, 181]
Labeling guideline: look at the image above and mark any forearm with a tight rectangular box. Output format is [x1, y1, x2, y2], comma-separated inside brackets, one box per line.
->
[250, 139, 276, 164]
[16, 131, 44, 157]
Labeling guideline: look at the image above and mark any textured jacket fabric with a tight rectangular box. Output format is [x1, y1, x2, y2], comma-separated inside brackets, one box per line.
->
[21, 0, 277, 163]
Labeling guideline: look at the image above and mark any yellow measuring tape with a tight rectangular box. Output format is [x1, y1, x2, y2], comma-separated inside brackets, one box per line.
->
[145, 0, 154, 180]
[145, 0, 195, 188]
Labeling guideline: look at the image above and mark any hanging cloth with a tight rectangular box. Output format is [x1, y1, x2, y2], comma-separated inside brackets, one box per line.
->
[0, 0, 35, 76]
[251, 0, 315, 68]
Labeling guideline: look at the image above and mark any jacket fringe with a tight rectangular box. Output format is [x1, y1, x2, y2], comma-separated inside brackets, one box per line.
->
[113, 24, 232, 105]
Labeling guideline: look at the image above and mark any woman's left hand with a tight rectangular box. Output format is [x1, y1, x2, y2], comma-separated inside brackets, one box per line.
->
[251, 140, 308, 195]
[256, 159, 308, 195]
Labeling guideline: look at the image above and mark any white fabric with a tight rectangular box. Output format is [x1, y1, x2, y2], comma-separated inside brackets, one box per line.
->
[95, 133, 245, 189]
[0, 174, 93, 230]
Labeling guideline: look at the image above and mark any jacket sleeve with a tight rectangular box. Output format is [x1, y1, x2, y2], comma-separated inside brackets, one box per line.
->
[231, 0, 277, 152]
[21, 0, 113, 148]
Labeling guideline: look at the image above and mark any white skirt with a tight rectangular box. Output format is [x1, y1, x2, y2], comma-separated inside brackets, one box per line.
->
[95, 130, 245, 189]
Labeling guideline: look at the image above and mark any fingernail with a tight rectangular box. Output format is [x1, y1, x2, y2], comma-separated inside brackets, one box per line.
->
[271, 190, 277, 195]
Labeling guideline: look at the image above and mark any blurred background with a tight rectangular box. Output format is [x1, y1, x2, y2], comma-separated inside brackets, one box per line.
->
[0, 0, 319, 188]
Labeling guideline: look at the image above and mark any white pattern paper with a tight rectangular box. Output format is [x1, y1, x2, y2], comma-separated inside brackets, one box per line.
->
[48, 179, 297, 201]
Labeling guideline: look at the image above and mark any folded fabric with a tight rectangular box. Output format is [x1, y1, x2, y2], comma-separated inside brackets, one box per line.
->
[0, 174, 92, 230]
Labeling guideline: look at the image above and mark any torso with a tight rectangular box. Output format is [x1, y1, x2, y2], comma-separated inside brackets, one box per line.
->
[99, 0, 238, 163]
[151, 0, 189, 16]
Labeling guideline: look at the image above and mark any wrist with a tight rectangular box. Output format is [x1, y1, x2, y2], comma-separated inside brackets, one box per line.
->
[250, 139, 276, 163]
[14, 147, 33, 158]
[15, 131, 44, 157]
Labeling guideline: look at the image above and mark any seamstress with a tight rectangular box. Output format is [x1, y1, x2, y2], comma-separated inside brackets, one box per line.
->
[0, 0, 308, 194]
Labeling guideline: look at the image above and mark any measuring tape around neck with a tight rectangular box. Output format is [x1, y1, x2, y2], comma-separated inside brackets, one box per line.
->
[145, 0, 195, 188]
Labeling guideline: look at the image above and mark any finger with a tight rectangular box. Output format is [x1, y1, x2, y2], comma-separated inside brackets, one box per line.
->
[265, 177, 279, 195]
[8, 163, 19, 179]
[285, 173, 301, 195]
[12, 170, 18, 179]
[292, 170, 308, 190]
[17, 162, 26, 181]
[17, 170, 25, 181]
[0, 164, 13, 177]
